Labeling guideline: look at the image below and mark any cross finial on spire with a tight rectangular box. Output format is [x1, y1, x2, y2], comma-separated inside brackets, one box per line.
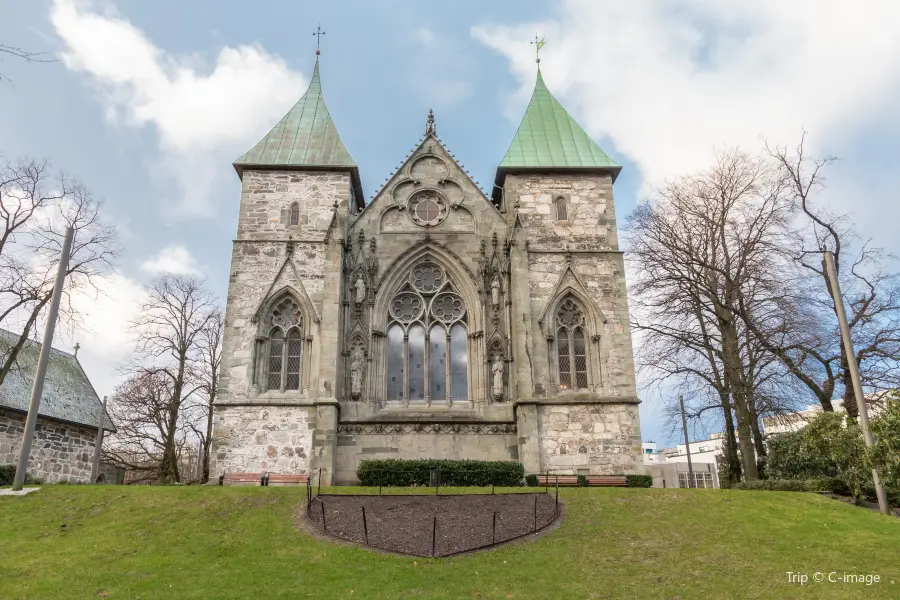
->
[531, 33, 546, 65]
[425, 108, 436, 135]
[313, 24, 326, 56]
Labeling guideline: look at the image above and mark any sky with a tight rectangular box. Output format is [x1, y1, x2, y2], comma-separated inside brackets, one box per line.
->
[2, 0, 900, 447]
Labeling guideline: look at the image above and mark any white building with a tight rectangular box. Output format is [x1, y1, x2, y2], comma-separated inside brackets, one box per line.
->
[643, 434, 727, 488]
[762, 396, 887, 436]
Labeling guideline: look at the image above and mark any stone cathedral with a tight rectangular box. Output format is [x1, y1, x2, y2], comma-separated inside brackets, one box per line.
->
[211, 56, 642, 484]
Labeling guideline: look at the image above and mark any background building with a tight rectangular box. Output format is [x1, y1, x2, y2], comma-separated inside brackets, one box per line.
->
[0, 329, 114, 483]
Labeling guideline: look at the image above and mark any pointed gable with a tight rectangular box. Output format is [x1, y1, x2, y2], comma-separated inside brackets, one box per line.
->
[234, 60, 362, 198]
[493, 69, 620, 202]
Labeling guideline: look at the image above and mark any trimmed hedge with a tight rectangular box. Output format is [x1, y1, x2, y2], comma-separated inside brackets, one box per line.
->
[733, 479, 813, 492]
[357, 459, 524, 487]
[0, 465, 42, 486]
[525, 474, 539, 487]
[626, 474, 653, 488]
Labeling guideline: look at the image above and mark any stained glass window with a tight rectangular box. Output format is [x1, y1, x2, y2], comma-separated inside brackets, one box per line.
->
[286, 329, 302, 390]
[267, 329, 284, 391]
[386, 260, 467, 403]
[408, 326, 425, 402]
[555, 297, 591, 390]
[429, 326, 447, 400]
[387, 325, 404, 401]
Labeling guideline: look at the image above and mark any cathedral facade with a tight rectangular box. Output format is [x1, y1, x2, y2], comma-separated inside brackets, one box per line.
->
[211, 58, 643, 484]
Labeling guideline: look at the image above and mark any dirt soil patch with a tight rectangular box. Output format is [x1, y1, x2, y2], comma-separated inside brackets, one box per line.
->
[305, 493, 560, 557]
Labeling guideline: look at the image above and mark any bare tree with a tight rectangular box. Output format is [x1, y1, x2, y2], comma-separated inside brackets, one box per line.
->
[123, 275, 217, 484]
[0, 44, 56, 84]
[0, 157, 117, 384]
[627, 149, 795, 481]
[737, 135, 900, 420]
[191, 307, 223, 483]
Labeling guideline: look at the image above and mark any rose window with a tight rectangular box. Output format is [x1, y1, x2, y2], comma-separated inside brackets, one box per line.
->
[431, 293, 464, 323]
[410, 262, 444, 293]
[408, 191, 449, 227]
[390, 293, 423, 322]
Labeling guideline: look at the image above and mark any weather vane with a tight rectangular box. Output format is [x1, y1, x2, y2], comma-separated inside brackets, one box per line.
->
[313, 24, 326, 56]
[531, 33, 546, 64]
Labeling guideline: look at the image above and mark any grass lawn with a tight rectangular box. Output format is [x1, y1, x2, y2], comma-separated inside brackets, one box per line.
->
[1, 486, 898, 599]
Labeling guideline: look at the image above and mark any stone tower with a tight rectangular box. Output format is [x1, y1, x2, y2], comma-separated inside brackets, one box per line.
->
[212, 58, 642, 484]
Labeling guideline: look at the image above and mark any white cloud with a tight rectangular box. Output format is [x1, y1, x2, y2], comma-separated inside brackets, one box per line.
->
[50, 0, 307, 216]
[472, 1, 900, 190]
[410, 26, 472, 108]
[140, 244, 201, 276]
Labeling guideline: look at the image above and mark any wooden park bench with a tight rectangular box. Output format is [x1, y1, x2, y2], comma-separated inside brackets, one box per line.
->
[586, 475, 628, 487]
[536, 474, 580, 487]
[265, 474, 309, 486]
[219, 472, 265, 486]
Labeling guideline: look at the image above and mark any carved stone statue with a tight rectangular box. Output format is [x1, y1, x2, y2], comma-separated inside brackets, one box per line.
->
[350, 354, 363, 399]
[354, 274, 367, 304]
[492, 355, 504, 400]
[490, 275, 501, 308]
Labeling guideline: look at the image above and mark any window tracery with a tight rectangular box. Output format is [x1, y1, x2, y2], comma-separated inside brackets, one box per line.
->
[264, 296, 303, 391]
[386, 260, 468, 403]
[556, 297, 588, 390]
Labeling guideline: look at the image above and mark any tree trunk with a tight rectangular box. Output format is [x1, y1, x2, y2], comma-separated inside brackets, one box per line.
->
[720, 316, 759, 480]
[202, 391, 214, 484]
[720, 390, 742, 485]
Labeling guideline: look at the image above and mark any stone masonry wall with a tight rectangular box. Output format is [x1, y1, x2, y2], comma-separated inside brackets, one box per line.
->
[333, 430, 519, 484]
[537, 404, 641, 475]
[0, 408, 97, 483]
[211, 405, 314, 475]
[218, 170, 349, 405]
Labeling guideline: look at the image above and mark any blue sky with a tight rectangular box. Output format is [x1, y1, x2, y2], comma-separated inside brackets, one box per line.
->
[3, 0, 900, 447]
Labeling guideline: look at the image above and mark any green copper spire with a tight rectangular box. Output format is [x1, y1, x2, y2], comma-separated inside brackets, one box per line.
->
[498, 69, 619, 173]
[234, 60, 357, 177]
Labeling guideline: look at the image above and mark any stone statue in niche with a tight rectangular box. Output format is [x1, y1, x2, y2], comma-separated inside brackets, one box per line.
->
[490, 274, 501, 308]
[492, 355, 504, 400]
[350, 353, 364, 399]
[354, 274, 367, 305]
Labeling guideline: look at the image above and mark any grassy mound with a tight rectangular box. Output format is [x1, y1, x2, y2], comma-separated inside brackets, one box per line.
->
[1, 486, 898, 599]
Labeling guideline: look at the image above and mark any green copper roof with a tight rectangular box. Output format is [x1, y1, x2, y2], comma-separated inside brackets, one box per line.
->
[499, 69, 619, 171]
[234, 61, 357, 173]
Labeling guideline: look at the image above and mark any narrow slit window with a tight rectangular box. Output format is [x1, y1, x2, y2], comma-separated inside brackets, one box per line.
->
[554, 197, 568, 221]
[289, 203, 300, 226]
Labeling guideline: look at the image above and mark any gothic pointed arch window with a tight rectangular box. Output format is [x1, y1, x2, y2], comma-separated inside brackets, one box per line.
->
[264, 296, 304, 391]
[288, 202, 300, 226]
[556, 296, 588, 390]
[385, 260, 468, 403]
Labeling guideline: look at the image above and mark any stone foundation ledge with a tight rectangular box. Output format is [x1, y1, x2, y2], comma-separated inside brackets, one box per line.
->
[515, 394, 641, 406]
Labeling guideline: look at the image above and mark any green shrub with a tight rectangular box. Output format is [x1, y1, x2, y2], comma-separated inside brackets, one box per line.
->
[577, 474, 587, 487]
[357, 459, 524, 487]
[805, 477, 850, 494]
[525, 474, 539, 487]
[0, 465, 42, 486]
[766, 428, 838, 480]
[733, 479, 812, 492]
[626, 474, 653, 488]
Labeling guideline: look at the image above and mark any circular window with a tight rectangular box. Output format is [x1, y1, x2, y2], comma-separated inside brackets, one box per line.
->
[410, 262, 444, 293]
[390, 293, 424, 323]
[557, 298, 585, 329]
[408, 191, 449, 227]
[431, 293, 465, 323]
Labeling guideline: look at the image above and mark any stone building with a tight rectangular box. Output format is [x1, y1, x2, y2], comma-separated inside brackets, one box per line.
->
[0, 330, 114, 483]
[212, 57, 642, 483]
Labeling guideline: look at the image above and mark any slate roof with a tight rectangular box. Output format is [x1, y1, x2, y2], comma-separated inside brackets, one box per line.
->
[0, 329, 114, 432]
[492, 68, 620, 205]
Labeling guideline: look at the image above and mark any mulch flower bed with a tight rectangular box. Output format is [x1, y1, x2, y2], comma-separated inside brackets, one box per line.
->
[306, 493, 560, 557]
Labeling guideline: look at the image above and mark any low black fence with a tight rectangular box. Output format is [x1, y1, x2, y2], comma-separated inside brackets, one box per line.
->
[305, 484, 561, 558]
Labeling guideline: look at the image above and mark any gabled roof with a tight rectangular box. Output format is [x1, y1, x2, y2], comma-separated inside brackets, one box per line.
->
[493, 68, 620, 203]
[0, 329, 115, 432]
[233, 60, 363, 202]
